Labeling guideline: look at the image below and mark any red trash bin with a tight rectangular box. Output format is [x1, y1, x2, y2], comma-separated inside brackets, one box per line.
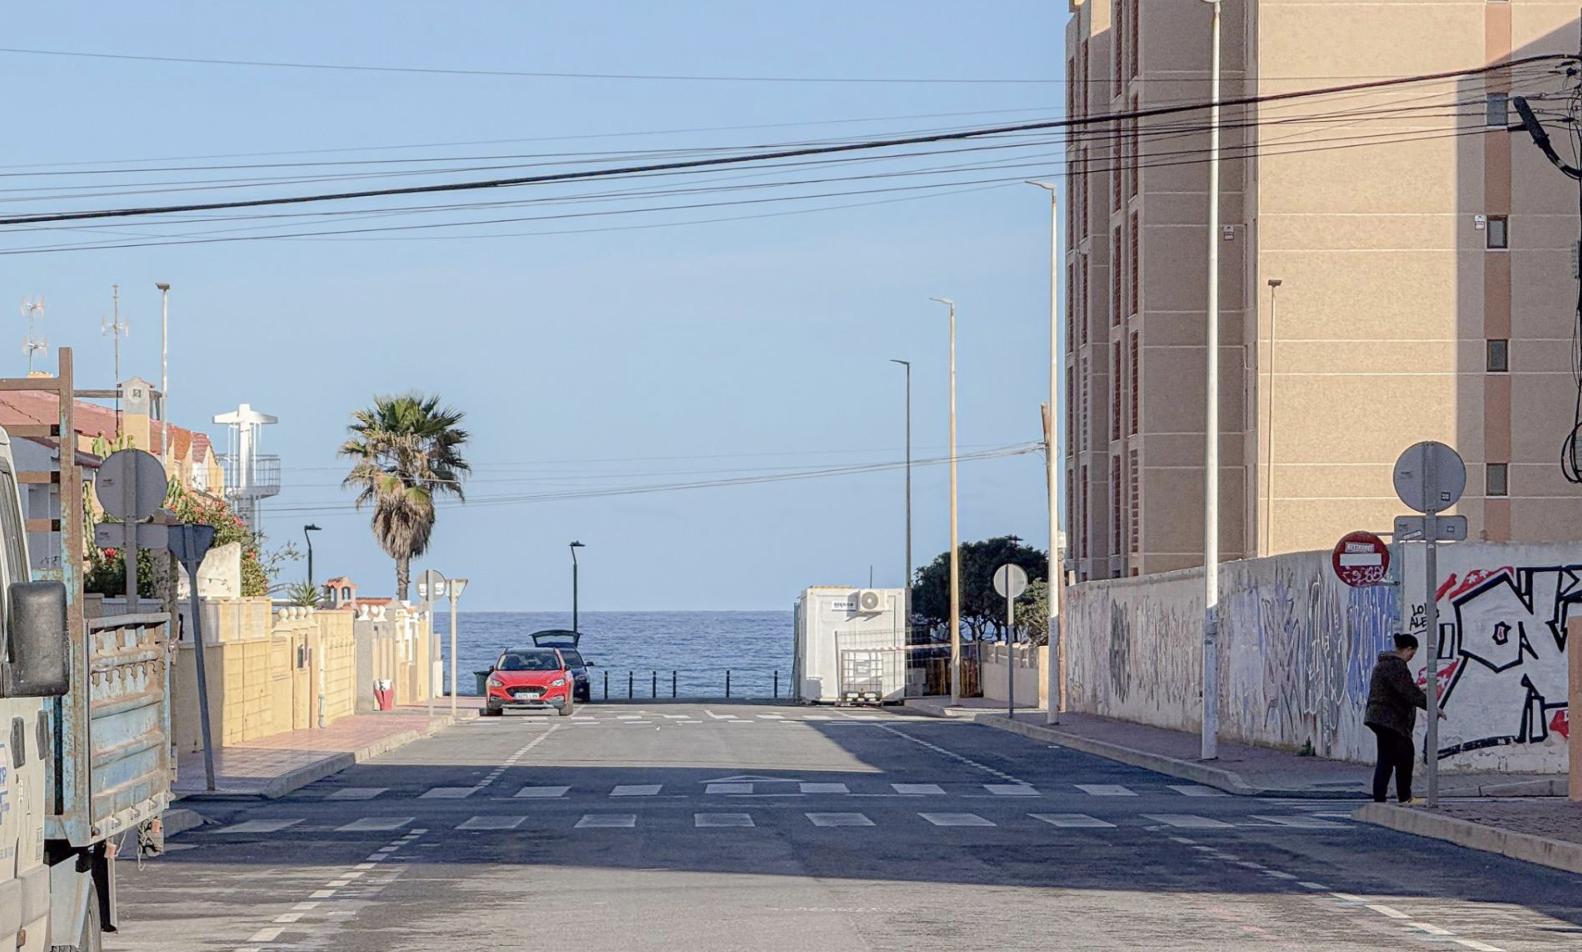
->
[374, 680, 394, 711]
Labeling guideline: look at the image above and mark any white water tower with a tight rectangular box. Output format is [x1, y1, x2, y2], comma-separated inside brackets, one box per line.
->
[213, 403, 280, 530]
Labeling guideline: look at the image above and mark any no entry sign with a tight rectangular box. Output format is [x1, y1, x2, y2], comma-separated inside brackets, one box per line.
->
[1332, 531, 1390, 587]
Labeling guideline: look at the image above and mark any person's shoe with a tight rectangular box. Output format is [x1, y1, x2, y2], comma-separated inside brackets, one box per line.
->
[1400, 797, 1426, 806]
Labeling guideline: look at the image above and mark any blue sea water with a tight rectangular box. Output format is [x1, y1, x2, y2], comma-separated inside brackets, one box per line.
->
[433, 610, 793, 698]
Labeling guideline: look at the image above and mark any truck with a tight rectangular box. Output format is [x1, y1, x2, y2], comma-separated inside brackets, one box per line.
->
[1, 349, 173, 951]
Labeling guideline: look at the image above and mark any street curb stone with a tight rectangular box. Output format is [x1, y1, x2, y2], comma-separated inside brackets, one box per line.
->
[161, 807, 207, 838]
[1353, 802, 1582, 875]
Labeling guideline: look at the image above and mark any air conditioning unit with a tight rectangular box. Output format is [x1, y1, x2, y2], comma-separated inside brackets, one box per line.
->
[855, 590, 884, 613]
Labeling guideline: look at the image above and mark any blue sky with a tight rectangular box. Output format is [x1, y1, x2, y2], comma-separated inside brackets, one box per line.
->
[4, 1, 1065, 610]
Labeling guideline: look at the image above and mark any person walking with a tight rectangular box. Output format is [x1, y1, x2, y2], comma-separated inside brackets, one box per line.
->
[1363, 633, 1440, 803]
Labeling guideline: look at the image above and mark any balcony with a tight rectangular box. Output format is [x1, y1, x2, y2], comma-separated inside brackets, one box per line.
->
[218, 453, 282, 499]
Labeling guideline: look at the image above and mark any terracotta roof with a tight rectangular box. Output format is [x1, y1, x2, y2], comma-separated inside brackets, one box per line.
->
[0, 390, 213, 464]
[324, 577, 354, 587]
[190, 433, 211, 463]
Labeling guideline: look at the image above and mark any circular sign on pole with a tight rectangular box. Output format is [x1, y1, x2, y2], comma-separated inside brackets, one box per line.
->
[993, 563, 1029, 599]
[1393, 441, 1466, 514]
[415, 568, 447, 608]
[1332, 531, 1390, 588]
[95, 449, 168, 521]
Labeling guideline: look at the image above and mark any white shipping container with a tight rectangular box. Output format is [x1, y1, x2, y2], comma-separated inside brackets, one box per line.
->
[792, 586, 905, 704]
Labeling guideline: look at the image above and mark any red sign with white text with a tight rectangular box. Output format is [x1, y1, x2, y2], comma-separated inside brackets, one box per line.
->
[1332, 531, 1390, 588]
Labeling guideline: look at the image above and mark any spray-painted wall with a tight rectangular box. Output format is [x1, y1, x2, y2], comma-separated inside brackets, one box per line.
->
[1065, 542, 1575, 773]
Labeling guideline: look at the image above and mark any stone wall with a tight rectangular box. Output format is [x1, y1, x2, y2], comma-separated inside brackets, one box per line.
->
[981, 644, 1048, 709]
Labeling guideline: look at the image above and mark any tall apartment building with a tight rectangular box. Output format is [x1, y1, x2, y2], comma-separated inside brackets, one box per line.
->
[1064, 0, 1582, 581]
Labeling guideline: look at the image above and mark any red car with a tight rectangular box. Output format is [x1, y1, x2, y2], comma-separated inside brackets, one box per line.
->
[483, 647, 576, 717]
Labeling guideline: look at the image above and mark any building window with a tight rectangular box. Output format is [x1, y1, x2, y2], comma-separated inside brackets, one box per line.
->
[1127, 0, 1139, 78]
[1486, 215, 1508, 249]
[1080, 467, 1090, 559]
[1112, 123, 1123, 211]
[1079, 265, 1089, 345]
[1067, 262, 1075, 352]
[1129, 331, 1140, 435]
[1487, 463, 1508, 497]
[1128, 449, 1140, 554]
[1080, 356, 1090, 451]
[1129, 211, 1140, 315]
[1113, 2, 1124, 97]
[1486, 93, 1509, 127]
[1112, 462, 1123, 554]
[1112, 339, 1123, 441]
[1128, 95, 1140, 198]
[1487, 339, 1509, 372]
[1111, 225, 1123, 324]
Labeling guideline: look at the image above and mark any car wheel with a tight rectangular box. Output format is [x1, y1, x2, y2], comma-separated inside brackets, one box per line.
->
[483, 702, 502, 717]
[559, 698, 575, 717]
[81, 878, 103, 952]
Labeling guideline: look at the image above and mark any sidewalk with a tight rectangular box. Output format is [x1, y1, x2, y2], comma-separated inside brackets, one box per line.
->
[174, 702, 478, 800]
[903, 697, 1565, 799]
[1354, 800, 1582, 875]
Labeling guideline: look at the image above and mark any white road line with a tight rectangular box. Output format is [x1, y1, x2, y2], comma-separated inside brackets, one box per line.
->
[248, 928, 285, 942]
[1251, 815, 1347, 829]
[873, 725, 1029, 784]
[625, 720, 653, 725]
[1168, 785, 1229, 797]
[458, 815, 527, 830]
[336, 817, 414, 832]
[273, 913, 304, 923]
[1410, 923, 1454, 936]
[1143, 814, 1235, 829]
[610, 784, 663, 797]
[695, 813, 755, 828]
[514, 786, 570, 799]
[984, 784, 1039, 796]
[1366, 904, 1410, 919]
[799, 782, 849, 794]
[419, 786, 480, 799]
[1297, 882, 1330, 890]
[1263, 871, 1298, 880]
[326, 787, 387, 800]
[293, 902, 321, 911]
[576, 814, 637, 829]
[661, 714, 690, 719]
[705, 711, 738, 720]
[1235, 861, 1266, 870]
[478, 727, 559, 788]
[806, 812, 874, 827]
[617, 715, 642, 720]
[1076, 784, 1137, 797]
[891, 783, 945, 795]
[920, 812, 995, 827]
[706, 783, 754, 794]
[1453, 941, 1506, 952]
[803, 714, 833, 720]
[309, 889, 336, 899]
[1030, 813, 1116, 828]
[214, 819, 302, 834]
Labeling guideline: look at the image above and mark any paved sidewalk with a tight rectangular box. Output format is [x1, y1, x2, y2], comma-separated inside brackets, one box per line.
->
[1355, 800, 1582, 875]
[174, 703, 478, 800]
[904, 697, 1565, 799]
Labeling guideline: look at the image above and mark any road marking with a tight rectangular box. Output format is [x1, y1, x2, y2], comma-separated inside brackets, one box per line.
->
[800, 782, 849, 794]
[1250, 815, 1347, 829]
[610, 784, 663, 797]
[1235, 861, 1266, 870]
[662, 714, 690, 719]
[214, 819, 302, 834]
[514, 785, 570, 799]
[1452, 941, 1506, 952]
[419, 786, 479, 799]
[293, 902, 320, 911]
[617, 714, 643, 720]
[874, 725, 1028, 784]
[706, 783, 754, 794]
[248, 928, 285, 942]
[1168, 785, 1228, 797]
[309, 889, 336, 899]
[1143, 814, 1234, 829]
[1409, 923, 1453, 936]
[273, 913, 304, 923]
[891, 783, 945, 795]
[1263, 871, 1298, 880]
[920, 812, 995, 827]
[576, 814, 637, 829]
[758, 714, 784, 719]
[326, 787, 387, 800]
[458, 815, 527, 830]
[625, 720, 653, 725]
[1366, 904, 1410, 919]
[1076, 784, 1136, 797]
[803, 714, 833, 720]
[336, 817, 414, 832]
[984, 784, 1039, 796]
[705, 711, 738, 719]
[1297, 882, 1330, 891]
[806, 812, 874, 827]
[695, 813, 755, 828]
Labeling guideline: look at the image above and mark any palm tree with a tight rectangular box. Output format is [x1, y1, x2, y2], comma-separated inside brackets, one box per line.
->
[339, 393, 470, 601]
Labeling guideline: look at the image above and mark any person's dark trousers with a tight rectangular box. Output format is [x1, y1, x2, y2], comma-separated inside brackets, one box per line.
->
[1369, 725, 1415, 802]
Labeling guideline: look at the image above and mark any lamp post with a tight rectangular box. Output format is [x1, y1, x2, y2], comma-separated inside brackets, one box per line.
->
[447, 578, 468, 718]
[303, 524, 321, 588]
[889, 359, 912, 636]
[1028, 179, 1063, 724]
[570, 541, 585, 632]
[929, 296, 961, 702]
[416, 568, 447, 719]
[1201, 0, 1223, 761]
[155, 282, 170, 470]
[1264, 278, 1282, 557]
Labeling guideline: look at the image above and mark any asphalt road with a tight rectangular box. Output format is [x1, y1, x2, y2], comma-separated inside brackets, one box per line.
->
[113, 705, 1582, 951]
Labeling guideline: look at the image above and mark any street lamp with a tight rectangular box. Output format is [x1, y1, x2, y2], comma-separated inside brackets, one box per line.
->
[155, 282, 170, 471]
[929, 296, 961, 703]
[1264, 278, 1283, 557]
[303, 524, 321, 588]
[889, 359, 912, 636]
[416, 568, 447, 719]
[1028, 179, 1063, 725]
[570, 541, 585, 632]
[1201, 0, 1224, 761]
[446, 578, 468, 718]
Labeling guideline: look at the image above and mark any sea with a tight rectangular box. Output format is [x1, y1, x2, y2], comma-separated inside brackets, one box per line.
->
[433, 611, 793, 699]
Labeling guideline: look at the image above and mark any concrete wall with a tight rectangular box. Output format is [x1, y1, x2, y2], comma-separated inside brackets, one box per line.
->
[1066, 542, 1575, 773]
[981, 644, 1049, 710]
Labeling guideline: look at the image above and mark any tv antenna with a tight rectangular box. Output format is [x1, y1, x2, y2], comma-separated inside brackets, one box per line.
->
[19, 296, 45, 373]
[101, 283, 129, 388]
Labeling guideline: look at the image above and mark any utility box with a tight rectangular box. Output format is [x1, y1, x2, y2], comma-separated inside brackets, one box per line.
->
[792, 587, 906, 704]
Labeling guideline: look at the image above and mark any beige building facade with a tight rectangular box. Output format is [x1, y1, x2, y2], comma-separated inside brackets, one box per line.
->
[1065, 0, 1582, 581]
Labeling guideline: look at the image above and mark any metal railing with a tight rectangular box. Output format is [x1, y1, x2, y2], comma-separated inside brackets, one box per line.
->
[598, 669, 783, 701]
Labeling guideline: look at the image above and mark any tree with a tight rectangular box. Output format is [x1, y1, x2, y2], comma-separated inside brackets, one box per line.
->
[1015, 579, 1049, 647]
[910, 535, 1048, 641]
[339, 393, 470, 602]
[284, 581, 322, 607]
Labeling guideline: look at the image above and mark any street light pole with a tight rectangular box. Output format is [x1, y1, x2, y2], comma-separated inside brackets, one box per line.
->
[1028, 180, 1062, 724]
[155, 282, 170, 471]
[930, 297, 961, 703]
[303, 524, 321, 588]
[448, 579, 468, 718]
[1201, 0, 1223, 761]
[1264, 278, 1282, 557]
[570, 541, 585, 632]
[889, 360, 912, 636]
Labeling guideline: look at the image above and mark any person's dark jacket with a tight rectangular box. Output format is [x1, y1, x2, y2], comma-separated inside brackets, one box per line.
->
[1364, 651, 1428, 738]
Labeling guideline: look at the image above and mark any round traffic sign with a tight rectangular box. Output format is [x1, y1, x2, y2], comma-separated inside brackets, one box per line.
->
[95, 449, 168, 521]
[1393, 441, 1466, 514]
[1332, 531, 1390, 588]
[993, 563, 1029, 599]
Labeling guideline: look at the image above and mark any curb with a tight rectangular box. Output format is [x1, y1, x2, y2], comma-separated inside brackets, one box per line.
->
[1353, 802, 1582, 875]
[161, 807, 207, 838]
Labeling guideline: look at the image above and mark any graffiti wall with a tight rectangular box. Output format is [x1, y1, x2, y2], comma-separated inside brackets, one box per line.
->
[1065, 542, 1576, 773]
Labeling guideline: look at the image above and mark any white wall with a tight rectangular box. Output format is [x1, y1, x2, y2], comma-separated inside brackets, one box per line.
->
[1065, 542, 1575, 773]
[981, 644, 1047, 709]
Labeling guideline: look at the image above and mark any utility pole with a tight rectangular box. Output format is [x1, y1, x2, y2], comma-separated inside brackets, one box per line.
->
[156, 282, 170, 470]
[1264, 278, 1282, 556]
[570, 541, 585, 632]
[1028, 180, 1062, 724]
[930, 297, 961, 702]
[1200, 0, 1223, 761]
[890, 359, 912, 637]
[103, 285, 129, 430]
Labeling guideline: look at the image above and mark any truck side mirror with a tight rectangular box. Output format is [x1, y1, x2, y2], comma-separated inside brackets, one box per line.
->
[1, 581, 69, 698]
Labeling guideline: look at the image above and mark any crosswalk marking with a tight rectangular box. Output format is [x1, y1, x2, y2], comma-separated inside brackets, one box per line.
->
[617, 715, 643, 720]
[920, 812, 995, 827]
[1031, 813, 1116, 828]
[1251, 815, 1347, 830]
[458, 815, 527, 831]
[1075, 784, 1136, 797]
[706, 782, 754, 794]
[662, 714, 690, 720]
[420, 786, 479, 799]
[807, 812, 874, 827]
[803, 714, 833, 720]
[214, 819, 301, 834]
[800, 782, 849, 794]
[1168, 785, 1228, 797]
[326, 787, 387, 800]
[1143, 814, 1234, 829]
[610, 784, 663, 797]
[695, 813, 755, 828]
[758, 714, 784, 719]
[336, 817, 414, 832]
[892, 783, 945, 795]
[984, 784, 1039, 797]
[514, 786, 570, 799]
[576, 814, 637, 829]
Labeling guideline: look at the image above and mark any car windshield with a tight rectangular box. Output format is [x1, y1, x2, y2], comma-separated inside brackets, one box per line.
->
[557, 649, 584, 667]
[495, 650, 561, 671]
